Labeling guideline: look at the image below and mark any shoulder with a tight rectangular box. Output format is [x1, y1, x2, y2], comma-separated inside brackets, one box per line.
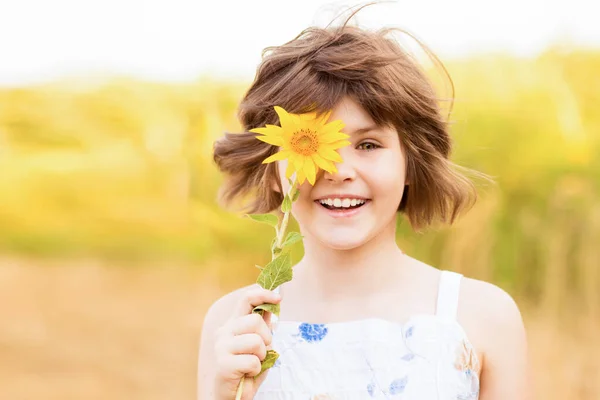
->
[459, 276, 524, 329]
[457, 275, 528, 366]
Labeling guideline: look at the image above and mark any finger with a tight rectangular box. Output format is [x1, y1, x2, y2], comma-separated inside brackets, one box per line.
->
[263, 311, 272, 328]
[252, 365, 271, 392]
[230, 313, 273, 346]
[228, 333, 267, 361]
[223, 354, 262, 378]
[233, 287, 281, 318]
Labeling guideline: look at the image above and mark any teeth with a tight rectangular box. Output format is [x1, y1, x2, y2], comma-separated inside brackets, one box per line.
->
[318, 198, 367, 209]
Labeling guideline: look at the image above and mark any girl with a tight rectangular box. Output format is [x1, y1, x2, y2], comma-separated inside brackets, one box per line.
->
[198, 18, 529, 400]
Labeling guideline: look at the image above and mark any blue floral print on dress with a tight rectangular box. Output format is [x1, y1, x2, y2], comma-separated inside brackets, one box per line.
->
[298, 323, 329, 342]
[401, 353, 415, 361]
[367, 382, 376, 397]
[404, 325, 414, 338]
[389, 376, 408, 395]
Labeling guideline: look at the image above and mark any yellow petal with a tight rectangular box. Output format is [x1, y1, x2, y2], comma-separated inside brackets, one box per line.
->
[298, 111, 318, 123]
[318, 147, 343, 163]
[327, 140, 352, 150]
[296, 169, 306, 184]
[304, 159, 316, 185]
[292, 154, 305, 172]
[322, 119, 344, 133]
[263, 150, 291, 164]
[250, 124, 283, 136]
[285, 154, 301, 178]
[312, 153, 336, 172]
[320, 131, 350, 143]
[274, 106, 296, 132]
[313, 110, 332, 127]
[256, 134, 284, 146]
[285, 162, 295, 179]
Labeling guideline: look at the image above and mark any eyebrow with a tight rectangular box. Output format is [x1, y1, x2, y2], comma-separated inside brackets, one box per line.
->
[347, 125, 380, 136]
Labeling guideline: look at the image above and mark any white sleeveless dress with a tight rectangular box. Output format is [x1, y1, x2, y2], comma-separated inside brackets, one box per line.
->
[255, 270, 480, 399]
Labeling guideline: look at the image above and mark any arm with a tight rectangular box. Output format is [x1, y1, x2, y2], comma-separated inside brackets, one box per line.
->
[198, 293, 234, 400]
[477, 284, 531, 400]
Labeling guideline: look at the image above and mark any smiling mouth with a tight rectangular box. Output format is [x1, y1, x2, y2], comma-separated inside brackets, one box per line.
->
[315, 199, 370, 211]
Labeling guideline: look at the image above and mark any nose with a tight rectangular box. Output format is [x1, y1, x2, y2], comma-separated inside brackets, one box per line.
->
[322, 151, 356, 183]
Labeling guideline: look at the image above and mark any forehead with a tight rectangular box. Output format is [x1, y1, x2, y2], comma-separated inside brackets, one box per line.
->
[328, 96, 375, 129]
[327, 96, 397, 139]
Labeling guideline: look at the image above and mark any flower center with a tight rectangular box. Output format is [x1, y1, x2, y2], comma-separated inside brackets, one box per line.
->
[290, 129, 319, 156]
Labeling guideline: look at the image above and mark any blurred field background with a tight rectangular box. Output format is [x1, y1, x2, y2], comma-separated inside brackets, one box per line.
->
[1, 44, 600, 400]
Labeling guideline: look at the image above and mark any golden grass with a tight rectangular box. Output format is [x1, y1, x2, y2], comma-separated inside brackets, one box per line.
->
[1, 258, 597, 400]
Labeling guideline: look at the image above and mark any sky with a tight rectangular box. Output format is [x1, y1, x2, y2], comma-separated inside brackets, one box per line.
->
[0, 0, 598, 86]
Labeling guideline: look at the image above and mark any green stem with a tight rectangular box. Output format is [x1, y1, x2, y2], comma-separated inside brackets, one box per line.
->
[235, 176, 297, 400]
[235, 378, 244, 400]
[276, 208, 291, 249]
[275, 178, 296, 251]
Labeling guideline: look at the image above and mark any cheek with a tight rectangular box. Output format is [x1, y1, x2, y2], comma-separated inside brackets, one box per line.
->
[374, 160, 406, 188]
[372, 161, 406, 203]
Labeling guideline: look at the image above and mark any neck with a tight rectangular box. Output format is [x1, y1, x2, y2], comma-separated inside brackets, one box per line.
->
[293, 219, 408, 300]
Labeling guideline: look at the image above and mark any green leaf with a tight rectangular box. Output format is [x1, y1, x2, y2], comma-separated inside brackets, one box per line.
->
[257, 350, 279, 377]
[281, 195, 292, 213]
[282, 231, 303, 248]
[252, 302, 280, 317]
[246, 213, 278, 228]
[287, 177, 293, 186]
[257, 252, 293, 290]
[291, 187, 300, 202]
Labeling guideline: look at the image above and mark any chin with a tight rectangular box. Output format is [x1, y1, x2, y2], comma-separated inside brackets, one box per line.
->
[314, 230, 372, 251]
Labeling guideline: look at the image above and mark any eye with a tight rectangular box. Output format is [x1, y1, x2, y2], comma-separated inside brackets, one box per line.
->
[357, 141, 380, 151]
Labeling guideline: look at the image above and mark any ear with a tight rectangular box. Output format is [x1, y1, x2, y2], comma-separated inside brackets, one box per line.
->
[264, 160, 283, 194]
[272, 179, 282, 194]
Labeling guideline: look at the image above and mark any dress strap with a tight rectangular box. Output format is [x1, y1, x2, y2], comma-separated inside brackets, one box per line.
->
[435, 270, 463, 320]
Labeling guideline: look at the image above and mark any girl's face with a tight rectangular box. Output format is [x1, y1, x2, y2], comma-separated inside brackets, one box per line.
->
[277, 96, 407, 250]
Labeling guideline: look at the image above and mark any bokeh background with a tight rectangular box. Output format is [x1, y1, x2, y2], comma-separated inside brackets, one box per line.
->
[1, 1, 599, 399]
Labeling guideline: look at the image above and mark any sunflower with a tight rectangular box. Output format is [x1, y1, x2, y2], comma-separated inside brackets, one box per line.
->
[250, 106, 351, 185]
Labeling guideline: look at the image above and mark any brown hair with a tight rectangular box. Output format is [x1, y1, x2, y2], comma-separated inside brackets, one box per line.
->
[213, 17, 480, 230]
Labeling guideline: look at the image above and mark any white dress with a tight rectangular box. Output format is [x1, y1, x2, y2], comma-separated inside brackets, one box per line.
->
[255, 271, 480, 399]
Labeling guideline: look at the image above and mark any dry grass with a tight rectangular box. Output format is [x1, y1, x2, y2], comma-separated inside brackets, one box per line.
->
[0, 257, 598, 400]
[0, 257, 221, 400]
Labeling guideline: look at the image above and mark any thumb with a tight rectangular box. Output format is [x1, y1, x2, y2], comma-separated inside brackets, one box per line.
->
[247, 367, 272, 398]
[242, 354, 276, 399]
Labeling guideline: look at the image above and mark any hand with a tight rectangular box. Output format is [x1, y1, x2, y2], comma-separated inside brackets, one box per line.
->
[213, 287, 281, 400]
